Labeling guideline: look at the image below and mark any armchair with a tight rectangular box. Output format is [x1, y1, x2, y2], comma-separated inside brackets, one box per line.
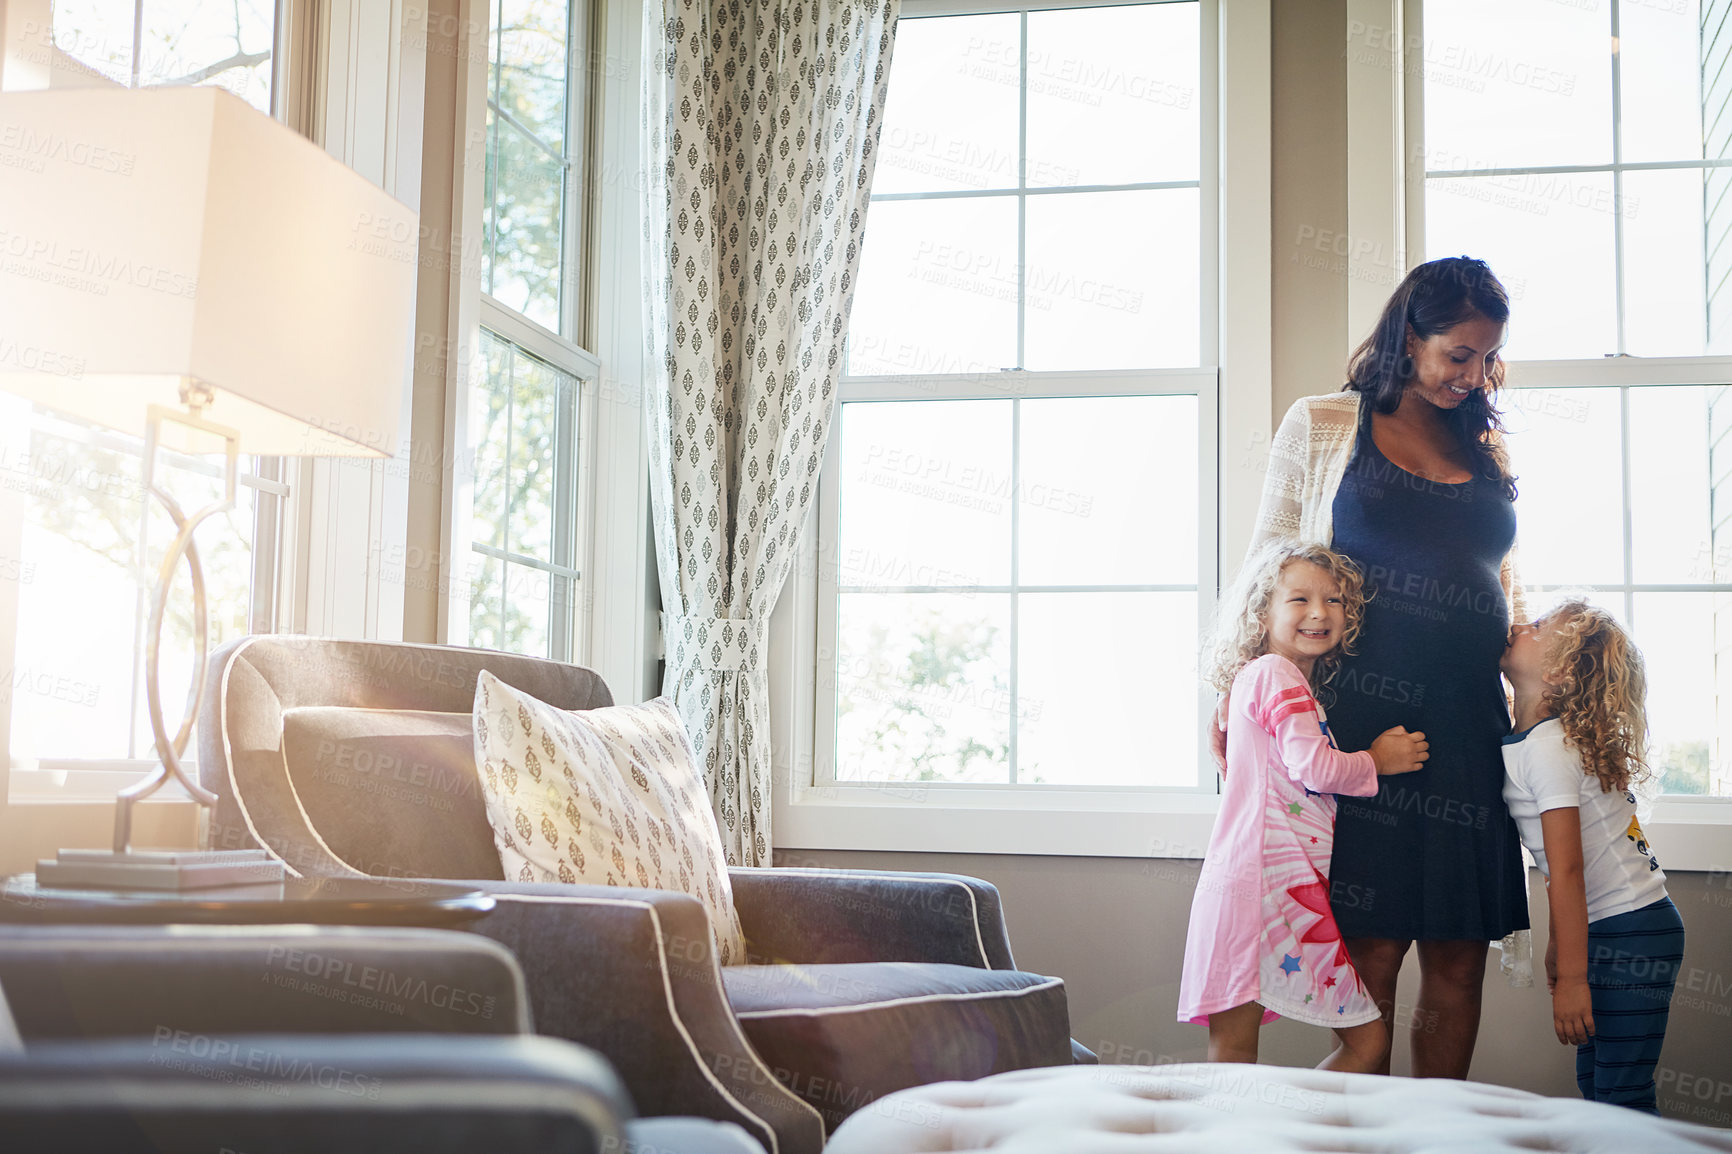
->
[199, 635, 1088, 1153]
[0, 924, 763, 1154]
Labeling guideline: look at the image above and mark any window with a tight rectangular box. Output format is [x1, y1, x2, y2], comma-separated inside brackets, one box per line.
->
[815, 0, 1215, 795]
[1420, 0, 1711, 359]
[3, 412, 285, 801]
[42, 1, 275, 105]
[2, 1, 282, 801]
[1419, 0, 1732, 796]
[467, 331, 582, 659]
[467, 0, 597, 663]
[848, 0, 1202, 375]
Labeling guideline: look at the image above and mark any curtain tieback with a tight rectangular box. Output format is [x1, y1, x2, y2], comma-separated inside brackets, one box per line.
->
[664, 613, 767, 675]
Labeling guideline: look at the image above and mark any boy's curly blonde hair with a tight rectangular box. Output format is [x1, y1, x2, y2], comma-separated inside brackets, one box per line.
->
[1202, 539, 1366, 696]
[1539, 598, 1650, 794]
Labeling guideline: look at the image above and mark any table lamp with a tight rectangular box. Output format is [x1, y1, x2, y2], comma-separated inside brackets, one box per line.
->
[0, 86, 419, 888]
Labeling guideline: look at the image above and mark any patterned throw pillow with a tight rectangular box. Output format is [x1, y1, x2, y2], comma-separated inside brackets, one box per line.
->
[471, 669, 746, 965]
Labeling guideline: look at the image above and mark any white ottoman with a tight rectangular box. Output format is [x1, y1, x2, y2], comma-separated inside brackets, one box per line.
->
[826, 1063, 1732, 1153]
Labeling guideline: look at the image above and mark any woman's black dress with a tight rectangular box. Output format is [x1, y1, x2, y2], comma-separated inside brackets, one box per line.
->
[1325, 397, 1529, 942]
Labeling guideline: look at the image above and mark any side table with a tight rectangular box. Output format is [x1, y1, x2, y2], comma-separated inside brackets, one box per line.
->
[0, 874, 495, 928]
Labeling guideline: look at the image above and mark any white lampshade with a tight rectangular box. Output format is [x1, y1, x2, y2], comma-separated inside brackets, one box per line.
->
[0, 86, 418, 457]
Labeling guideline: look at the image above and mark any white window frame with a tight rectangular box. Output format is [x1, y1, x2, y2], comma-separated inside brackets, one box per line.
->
[424, 0, 655, 700]
[580, 0, 659, 701]
[1492, 363, 1732, 867]
[481, 0, 591, 344]
[467, 302, 601, 663]
[769, 0, 1271, 860]
[1373, 0, 1732, 866]
[450, 0, 603, 663]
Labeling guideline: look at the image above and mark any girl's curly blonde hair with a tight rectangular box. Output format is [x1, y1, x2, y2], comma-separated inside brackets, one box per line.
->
[1202, 540, 1366, 696]
[1539, 598, 1650, 794]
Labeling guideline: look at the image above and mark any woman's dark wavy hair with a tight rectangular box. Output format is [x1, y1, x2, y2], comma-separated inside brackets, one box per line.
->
[1344, 255, 1517, 500]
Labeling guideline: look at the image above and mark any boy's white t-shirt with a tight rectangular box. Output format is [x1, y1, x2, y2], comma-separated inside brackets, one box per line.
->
[1501, 718, 1667, 923]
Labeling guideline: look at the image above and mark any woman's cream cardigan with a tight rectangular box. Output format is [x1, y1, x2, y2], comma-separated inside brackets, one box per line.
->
[1246, 390, 1532, 984]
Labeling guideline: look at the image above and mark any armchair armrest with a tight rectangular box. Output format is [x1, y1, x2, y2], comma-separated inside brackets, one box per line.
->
[0, 1034, 630, 1154]
[0, 926, 530, 1041]
[463, 880, 826, 1154]
[729, 868, 1017, 969]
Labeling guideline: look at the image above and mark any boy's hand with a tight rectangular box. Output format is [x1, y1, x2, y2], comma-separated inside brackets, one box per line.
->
[1545, 936, 1559, 993]
[1552, 978, 1595, 1046]
[1370, 726, 1429, 775]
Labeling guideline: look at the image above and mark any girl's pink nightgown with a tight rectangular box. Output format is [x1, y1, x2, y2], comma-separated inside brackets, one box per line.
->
[1177, 654, 1383, 1028]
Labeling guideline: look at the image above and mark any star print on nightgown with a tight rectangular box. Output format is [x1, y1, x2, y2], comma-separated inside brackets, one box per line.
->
[1304, 994, 1314, 1004]
[1287, 801, 1304, 816]
[1280, 953, 1302, 975]
[1338, 1006, 1347, 1015]
[1310, 836, 1319, 844]
[1324, 976, 1337, 989]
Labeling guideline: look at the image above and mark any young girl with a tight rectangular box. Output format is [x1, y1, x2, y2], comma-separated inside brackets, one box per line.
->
[1179, 540, 1429, 1071]
[1501, 599, 1684, 1114]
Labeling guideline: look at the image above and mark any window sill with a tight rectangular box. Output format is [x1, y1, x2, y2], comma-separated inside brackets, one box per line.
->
[1647, 798, 1732, 874]
[774, 789, 1732, 870]
[8, 765, 195, 804]
[774, 787, 1220, 858]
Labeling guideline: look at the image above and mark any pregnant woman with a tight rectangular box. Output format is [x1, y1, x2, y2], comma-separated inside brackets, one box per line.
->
[1223, 256, 1529, 1077]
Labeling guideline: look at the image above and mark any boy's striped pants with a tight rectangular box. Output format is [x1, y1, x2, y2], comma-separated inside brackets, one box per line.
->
[1580, 895, 1685, 1114]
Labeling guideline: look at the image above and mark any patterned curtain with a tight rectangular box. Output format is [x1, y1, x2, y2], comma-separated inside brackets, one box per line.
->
[642, 0, 899, 864]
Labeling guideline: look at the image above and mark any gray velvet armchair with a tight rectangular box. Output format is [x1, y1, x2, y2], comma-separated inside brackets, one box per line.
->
[197, 635, 1089, 1154]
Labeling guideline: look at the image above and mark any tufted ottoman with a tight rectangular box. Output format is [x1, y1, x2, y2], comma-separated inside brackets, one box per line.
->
[826, 1063, 1732, 1152]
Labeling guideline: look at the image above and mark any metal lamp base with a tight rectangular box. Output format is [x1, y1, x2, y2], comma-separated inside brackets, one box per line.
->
[41, 396, 283, 891]
[34, 848, 286, 891]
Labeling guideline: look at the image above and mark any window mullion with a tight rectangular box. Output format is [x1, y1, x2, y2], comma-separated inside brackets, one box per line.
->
[128, 453, 160, 762]
[1009, 397, 1021, 785]
[549, 376, 578, 661]
[1016, 8, 1029, 371]
[487, 1, 505, 299]
[503, 349, 517, 639]
[1611, 0, 1627, 355]
[130, 1, 144, 89]
[563, 0, 589, 346]
[1622, 383, 1635, 629]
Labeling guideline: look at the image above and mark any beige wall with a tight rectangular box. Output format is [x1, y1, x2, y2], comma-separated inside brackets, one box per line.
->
[781, 847, 1732, 1128]
[1271, 0, 1354, 420]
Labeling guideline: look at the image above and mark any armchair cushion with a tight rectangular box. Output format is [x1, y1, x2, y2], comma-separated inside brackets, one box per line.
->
[281, 706, 505, 881]
[732, 868, 1016, 968]
[473, 671, 746, 964]
[722, 962, 1074, 1136]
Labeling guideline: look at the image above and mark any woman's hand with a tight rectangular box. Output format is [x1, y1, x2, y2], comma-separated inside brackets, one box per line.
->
[1210, 694, 1230, 778]
[1552, 977, 1595, 1046]
[1369, 726, 1429, 775]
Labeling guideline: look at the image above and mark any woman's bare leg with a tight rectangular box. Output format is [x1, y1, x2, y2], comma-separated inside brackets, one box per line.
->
[1319, 1018, 1389, 1074]
[1343, 936, 1410, 1076]
[1206, 1001, 1263, 1064]
[1411, 939, 1488, 1078]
